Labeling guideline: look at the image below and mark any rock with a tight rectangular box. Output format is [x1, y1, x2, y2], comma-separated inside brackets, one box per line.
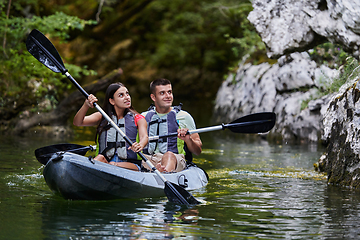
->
[214, 52, 333, 143]
[318, 78, 360, 188]
[248, 0, 360, 59]
[213, 61, 275, 123]
[314, 65, 339, 89]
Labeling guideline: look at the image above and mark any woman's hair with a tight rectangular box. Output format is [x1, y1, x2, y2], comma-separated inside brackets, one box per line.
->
[95, 82, 139, 141]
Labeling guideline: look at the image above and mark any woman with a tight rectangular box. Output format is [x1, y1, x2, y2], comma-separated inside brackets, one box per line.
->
[73, 82, 148, 171]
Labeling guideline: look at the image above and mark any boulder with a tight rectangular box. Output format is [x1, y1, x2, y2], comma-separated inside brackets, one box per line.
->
[317, 77, 360, 188]
[248, 0, 360, 59]
[214, 52, 335, 143]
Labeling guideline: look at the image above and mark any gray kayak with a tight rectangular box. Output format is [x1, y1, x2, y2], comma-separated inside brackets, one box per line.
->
[43, 152, 209, 200]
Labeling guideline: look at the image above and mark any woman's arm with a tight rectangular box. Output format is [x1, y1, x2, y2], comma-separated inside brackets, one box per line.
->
[137, 117, 148, 150]
[73, 94, 102, 126]
[128, 117, 148, 153]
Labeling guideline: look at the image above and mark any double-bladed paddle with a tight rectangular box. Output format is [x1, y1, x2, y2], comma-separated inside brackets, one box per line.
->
[149, 112, 276, 141]
[35, 143, 96, 165]
[26, 29, 199, 205]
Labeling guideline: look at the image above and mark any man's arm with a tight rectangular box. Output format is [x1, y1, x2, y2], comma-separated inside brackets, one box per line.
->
[178, 130, 202, 155]
[177, 111, 202, 155]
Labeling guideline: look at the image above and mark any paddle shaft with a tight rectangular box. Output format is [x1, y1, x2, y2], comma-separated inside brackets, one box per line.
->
[149, 125, 223, 141]
[149, 119, 272, 141]
[66, 145, 96, 153]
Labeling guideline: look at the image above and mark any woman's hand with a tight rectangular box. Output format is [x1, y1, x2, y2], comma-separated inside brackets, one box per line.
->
[129, 142, 143, 152]
[86, 94, 98, 108]
[73, 94, 102, 127]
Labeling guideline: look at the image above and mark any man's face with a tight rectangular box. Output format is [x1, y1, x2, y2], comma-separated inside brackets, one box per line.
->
[151, 84, 173, 111]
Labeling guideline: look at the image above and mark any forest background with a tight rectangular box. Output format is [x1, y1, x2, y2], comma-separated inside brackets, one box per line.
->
[1, 0, 266, 134]
[0, 0, 342, 135]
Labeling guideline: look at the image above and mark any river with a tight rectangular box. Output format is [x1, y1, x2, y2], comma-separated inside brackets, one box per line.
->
[1, 130, 360, 239]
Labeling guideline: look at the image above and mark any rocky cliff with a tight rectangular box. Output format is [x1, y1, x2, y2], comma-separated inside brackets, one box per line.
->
[214, 0, 360, 188]
[248, 0, 360, 59]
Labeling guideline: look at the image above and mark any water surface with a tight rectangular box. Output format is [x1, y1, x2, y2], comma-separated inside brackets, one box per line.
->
[1, 132, 360, 239]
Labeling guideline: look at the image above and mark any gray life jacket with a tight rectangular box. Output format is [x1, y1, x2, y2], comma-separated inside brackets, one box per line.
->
[143, 104, 186, 155]
[98, 112, 137, 161]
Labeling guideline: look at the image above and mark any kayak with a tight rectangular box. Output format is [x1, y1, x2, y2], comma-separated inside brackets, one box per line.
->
[35, 144, 209, 200]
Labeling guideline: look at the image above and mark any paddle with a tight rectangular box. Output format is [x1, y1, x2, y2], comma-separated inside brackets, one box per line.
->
[35, 143, 96, 165]
[26, 29, 199, 205]
[149, 112, 276, 141]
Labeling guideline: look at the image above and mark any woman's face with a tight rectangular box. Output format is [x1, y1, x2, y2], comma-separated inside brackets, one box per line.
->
[109, 86, 131, 109]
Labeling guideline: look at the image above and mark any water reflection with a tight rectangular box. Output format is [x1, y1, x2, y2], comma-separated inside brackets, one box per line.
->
[323, 186, 360, 238]
[40, 198, 202, 239]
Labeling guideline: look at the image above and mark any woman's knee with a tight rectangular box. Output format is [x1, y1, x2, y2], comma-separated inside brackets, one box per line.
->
[94, 154, 108, 163]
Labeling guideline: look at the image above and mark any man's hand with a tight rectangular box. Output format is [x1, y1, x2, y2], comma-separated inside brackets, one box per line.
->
[177, 128, 189, 140]
[177, 128, 202, 155]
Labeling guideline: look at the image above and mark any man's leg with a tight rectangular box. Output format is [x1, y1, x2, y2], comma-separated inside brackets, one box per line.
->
[157, 151, 177, 172]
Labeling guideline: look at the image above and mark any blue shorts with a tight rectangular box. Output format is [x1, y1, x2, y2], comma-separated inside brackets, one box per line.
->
[109, 155, 141, 171]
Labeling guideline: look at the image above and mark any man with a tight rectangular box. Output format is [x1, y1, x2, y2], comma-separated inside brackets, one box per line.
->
[141, 78, 202, 172]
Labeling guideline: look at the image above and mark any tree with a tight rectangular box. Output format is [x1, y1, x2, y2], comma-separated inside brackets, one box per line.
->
[0, 0, 96, 131]
[1, 0, 259, 133]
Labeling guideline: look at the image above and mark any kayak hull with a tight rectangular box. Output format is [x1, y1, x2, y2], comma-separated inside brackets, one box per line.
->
[43, 152, 208, 200]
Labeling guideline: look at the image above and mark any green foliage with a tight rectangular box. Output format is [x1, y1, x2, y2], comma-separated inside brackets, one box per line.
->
[0, 0, 278, 123]
[327, 57, 360, 93]
[109, 0, 257, 100]
[308, 42, 349, 68]
[223, 3, 266, 60]
[310, 44, 359, 95]
[301, 55, 360, 110]
[1, 0, 256, 111]
[0, 2, 96, 117]
[143, 1, 240, 69]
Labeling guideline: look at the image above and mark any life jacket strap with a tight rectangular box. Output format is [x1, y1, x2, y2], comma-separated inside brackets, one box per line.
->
[103, 123, 124, 131]
[100, 141, 126, 160]
[148, 118, 167, 126]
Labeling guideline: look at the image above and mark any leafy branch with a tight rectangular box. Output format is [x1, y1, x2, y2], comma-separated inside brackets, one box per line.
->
[0, 5, 97, 119]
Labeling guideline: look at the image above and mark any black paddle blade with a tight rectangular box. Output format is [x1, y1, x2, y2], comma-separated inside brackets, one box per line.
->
[35, 143, 92, 165]
[26, 29, 66, 74]
[226, 112, 276, 133]
[165, 182, 200, 205]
